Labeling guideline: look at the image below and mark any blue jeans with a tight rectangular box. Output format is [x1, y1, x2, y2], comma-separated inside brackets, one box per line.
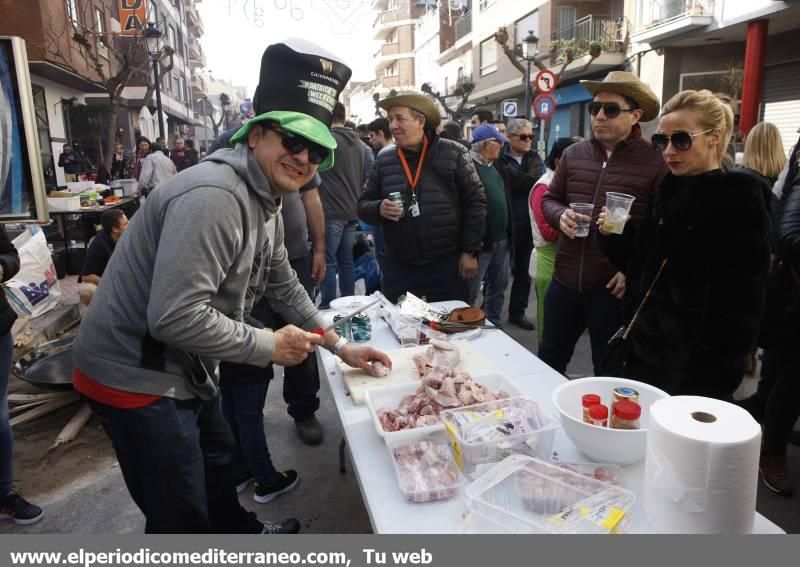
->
[86, 394, 262, 533]
[320, 219, 357, 309]
[538, 279, 623, 375]
[219, 379, 276, 485]
[0, 333, 14, 498]
[467, 239, 510, 325]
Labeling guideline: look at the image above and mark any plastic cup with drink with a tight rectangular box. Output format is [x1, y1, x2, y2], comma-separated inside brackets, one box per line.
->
[603, 193, 636, 234]
[570, 203, 594, 238]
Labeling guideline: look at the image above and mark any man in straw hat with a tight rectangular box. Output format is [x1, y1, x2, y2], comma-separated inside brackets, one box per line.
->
[72, 38, 391, 534]
[358, 91, 487, 302]
[539, 70, 667, 376]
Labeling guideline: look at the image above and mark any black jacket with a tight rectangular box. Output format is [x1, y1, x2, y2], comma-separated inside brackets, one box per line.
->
[358, 133, 486, 266]
[496, 147, 545, 224]
[599, 169, 771, 399]
[0, 227, 20, 335]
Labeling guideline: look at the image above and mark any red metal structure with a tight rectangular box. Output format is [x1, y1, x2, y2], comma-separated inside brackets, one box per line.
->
[739, 20, 769, 137]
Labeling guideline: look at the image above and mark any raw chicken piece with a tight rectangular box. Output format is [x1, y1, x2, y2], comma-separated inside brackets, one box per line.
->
[371, 361, 390, 378]
[435, 392, 461, 408]
[412, 353, 429, 377]
[440, 375, 457, 397]
[457, 388, 474, 406]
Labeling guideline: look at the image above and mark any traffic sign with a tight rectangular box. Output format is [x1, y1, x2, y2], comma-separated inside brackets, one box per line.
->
[533, 94, 556, 120]
[501, 99, 518, 117]
[534, 69, 558, 94]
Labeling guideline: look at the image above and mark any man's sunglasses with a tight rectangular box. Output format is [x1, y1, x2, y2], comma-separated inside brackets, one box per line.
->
[262, 124, 330, 165]
[651, 129, 713, 152]
[510, 134, 535, 141]
[587, 102, 637, 118]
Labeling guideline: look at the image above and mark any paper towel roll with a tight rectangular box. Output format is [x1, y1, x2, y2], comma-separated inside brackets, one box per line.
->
[643, 396, 761, 534]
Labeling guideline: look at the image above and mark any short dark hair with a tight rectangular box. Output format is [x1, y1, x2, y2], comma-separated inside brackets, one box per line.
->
[367, 117, 391, 139]
[546, 137, 578, 170]
[333, 102, 347, 123]
[442, 122, 462, 140]
[101, 209, 125, 234]
[185, 139, 194, 148]
[622, 95, 639, 111]
[356, 124, 369, 135]
[472, 110, 493, 123]
[492, 119, 506, 126]
[150, 143, 163, 152]
[136, 136, 151, 147]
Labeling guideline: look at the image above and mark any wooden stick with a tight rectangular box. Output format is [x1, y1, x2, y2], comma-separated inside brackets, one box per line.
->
[51, 402, 93, 449]
[9, 394, 80, 427]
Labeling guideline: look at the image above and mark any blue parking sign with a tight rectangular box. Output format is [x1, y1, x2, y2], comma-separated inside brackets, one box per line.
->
[502, 99, 518, 117]
[534, 94, 556, 120]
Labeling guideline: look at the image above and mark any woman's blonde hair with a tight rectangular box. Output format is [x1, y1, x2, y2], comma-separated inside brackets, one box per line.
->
[742, 121, 786, 178]
[660, 90, 734, 163]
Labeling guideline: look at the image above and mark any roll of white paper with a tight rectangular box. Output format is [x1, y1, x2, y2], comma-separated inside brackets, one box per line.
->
[644, 396, 761, 534]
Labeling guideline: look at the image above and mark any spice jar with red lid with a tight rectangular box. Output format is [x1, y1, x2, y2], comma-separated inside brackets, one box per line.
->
[587, 403, 609, 427]
[582, 394, 601, 423]
[611, 399, 641, 430]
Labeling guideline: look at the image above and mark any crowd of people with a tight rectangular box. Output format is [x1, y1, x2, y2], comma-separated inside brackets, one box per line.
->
[2, 36, 799, 532]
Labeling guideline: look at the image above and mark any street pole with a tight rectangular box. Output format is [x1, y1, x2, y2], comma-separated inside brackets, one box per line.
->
[152, 58, 165, 140]
[539, 118, 546, 161]
[203, 114, 209, 158]
[524, 59, 532, 120]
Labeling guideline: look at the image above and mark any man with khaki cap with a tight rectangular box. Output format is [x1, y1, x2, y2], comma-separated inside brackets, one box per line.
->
[358, 91, 486, 302]
[539, 71, 667, 375]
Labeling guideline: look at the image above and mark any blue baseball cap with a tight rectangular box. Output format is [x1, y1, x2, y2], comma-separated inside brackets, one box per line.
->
[471, 124, 509, 145]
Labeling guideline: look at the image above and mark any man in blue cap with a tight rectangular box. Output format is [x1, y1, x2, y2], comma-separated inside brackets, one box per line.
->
[467, 124, 514, 327]
[72, 39, 391, 534]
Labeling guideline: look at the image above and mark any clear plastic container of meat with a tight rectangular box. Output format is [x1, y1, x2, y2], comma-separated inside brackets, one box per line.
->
[388, 438, 464, 503]
[554, 462, 625, 487]
[441, 397, 560, 478]
[464, 454, 636, 534]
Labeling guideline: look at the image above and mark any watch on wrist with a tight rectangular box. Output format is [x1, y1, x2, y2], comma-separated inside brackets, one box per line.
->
[328, 336, 348, 357]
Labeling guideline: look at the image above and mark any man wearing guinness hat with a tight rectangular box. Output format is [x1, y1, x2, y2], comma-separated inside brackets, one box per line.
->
[539, 71, 667, 376]
[358, 91, 487, 302]
[72, 39, 391, 534]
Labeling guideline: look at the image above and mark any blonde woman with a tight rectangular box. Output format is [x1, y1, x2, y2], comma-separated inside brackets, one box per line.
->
[742, 121, 787, 186]
[598, 89, 772, 399]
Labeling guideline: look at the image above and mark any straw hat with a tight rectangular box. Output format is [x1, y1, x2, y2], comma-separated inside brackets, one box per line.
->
[581, 71, 661, 122]
[378, 91, 441, 129]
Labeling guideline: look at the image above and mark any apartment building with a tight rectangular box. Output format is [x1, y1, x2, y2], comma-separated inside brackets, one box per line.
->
[627, 0, 800, 152]
[372, 0, 430, 95]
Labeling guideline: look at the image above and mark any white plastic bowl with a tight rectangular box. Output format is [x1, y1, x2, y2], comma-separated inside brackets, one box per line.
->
[551, 377, 670, 465]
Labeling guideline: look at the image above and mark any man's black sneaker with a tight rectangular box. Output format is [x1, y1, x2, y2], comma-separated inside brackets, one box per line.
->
[254, 470, 299, 503]
[261, 518, 301, 534]
[0, 492, 44, 525]
[508, 315, 535, 331]
[295, 417, 323, 445]
[233, 472, 254, 494]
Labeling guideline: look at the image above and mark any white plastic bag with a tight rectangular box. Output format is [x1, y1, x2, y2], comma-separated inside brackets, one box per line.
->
[4, 227, 61, 317]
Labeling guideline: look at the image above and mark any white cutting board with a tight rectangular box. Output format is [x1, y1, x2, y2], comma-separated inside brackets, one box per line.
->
[339, 340, 502, 405]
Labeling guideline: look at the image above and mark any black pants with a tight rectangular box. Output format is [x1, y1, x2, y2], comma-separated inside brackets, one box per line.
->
[250, 255, 320, 421]
[508, 224, 533, 319]
[87, 395, 262, 534]
[381, 254, 468, 304]
[538, 279, 623, 375]
[762, 344, 800, 456]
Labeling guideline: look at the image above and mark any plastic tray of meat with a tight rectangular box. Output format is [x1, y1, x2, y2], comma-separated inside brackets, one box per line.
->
[389, 438, 464, 503]
[464, 454, 636, 534]
[554, 462, 625, 487]
[441, 397, 560, 478]
[364, 372, 526, 444]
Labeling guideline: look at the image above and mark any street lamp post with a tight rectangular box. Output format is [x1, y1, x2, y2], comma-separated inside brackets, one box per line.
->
[521, 30, 539, 120]
[220, 93, 231, 131]
[145, 23, 166, 141]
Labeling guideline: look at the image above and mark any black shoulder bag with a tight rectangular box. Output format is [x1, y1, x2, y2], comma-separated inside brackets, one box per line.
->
[599, 258, 668, 376]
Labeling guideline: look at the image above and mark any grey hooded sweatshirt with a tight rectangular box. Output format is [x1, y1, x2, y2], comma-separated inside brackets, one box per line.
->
[73, 143, 326, 400]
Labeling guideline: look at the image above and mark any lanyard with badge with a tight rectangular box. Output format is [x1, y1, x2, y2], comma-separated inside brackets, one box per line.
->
[397, 135, 429, 218]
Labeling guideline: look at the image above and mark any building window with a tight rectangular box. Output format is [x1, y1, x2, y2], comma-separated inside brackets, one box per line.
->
[31, 84, 56, 188]
[172, 74, 180, 97]
[479, 0, 495, 11]
[480, 37, 497, 76]
[515, 10, 539, 46]
[95, 9, 108, 58]
[557, 6, 577, 39]
[177, 30, 185, 58]
[148, 1, 159, 25]
[168, 25, 177, 51]
[66, 0, 81, 28]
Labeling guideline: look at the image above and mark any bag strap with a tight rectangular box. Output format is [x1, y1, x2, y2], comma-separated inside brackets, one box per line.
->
[622, 258, 668, 340]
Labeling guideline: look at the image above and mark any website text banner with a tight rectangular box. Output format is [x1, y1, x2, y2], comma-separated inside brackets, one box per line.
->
[0, 535, 796, 567]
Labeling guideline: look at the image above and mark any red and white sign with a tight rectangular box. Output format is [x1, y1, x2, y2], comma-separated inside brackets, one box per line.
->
[534, 70, 558, 94]
[533, 94, 557, 120]
[118, 0, 148, 35]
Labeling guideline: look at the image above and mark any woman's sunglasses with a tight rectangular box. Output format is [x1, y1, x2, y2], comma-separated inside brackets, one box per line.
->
[262, 124, 330, 165]
[651, 129, 713, 152]
[587, 102, 637, 118]
[510, 134, 535, 141]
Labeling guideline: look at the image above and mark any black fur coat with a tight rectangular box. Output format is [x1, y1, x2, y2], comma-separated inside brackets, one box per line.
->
[600, 169, 771, 399]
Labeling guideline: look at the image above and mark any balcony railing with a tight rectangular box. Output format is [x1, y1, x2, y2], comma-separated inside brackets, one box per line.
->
[455, 11, 472, 41]
[636, 0, 714, 32]
[374, 9, 400, 27]
[548, 15, 627, 64]
[445, 74, 474, 97]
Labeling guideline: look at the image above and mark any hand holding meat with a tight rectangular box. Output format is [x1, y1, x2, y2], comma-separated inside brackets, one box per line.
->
[339, 344, 393, 377]
[272, 325, 323, 366]
[380, 199, 403, 221]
